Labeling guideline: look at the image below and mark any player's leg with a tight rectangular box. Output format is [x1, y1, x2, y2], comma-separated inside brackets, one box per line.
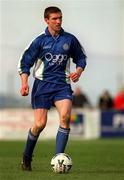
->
[22, 80, 52, 170]
[22, 108, 48, 171]
[54, 99, 72, 154]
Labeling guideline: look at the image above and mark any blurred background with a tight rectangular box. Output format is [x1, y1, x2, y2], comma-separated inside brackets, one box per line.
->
[0, 0, 124, 140]
[0, 0, 124, 108]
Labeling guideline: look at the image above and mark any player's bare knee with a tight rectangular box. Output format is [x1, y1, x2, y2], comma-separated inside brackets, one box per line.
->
[60, 113, 70, 128]
[62, 113, 70, 121]
[36, 121, 46, 131]
[32, 122, 46, 135]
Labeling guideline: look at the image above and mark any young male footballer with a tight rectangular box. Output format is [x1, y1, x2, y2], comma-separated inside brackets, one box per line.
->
[18, 6, 87, 171]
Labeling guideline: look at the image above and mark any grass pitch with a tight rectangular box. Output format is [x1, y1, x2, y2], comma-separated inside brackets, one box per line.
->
[0, 139, 124, 180]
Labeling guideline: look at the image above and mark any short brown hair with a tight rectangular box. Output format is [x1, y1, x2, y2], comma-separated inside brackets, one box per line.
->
[44, 6, 62, 19]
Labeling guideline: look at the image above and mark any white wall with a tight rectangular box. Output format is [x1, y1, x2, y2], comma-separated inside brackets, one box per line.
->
[0, 108, 100, 140]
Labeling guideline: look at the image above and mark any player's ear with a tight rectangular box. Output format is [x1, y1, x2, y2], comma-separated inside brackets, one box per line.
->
[45, 18, 49, 24]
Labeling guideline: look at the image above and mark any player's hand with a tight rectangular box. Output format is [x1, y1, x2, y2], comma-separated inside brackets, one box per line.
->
[20, 84, 29, 96]
[69, 72, 80, 83]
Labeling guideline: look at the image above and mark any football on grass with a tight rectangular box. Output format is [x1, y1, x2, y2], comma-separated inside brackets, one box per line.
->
[50, 153, 72, 173]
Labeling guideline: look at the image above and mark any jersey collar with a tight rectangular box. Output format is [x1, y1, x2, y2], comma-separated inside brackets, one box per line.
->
[45, 27, 64, 36]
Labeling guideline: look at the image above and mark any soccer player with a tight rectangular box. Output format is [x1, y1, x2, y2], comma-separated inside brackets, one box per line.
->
[18, 6, 87, 171]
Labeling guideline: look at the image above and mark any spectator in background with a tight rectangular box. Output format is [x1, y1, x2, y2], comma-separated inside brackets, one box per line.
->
[72, 87, 91, 108]
[98, 90, 113, 111]
[113, 87, 124, 110]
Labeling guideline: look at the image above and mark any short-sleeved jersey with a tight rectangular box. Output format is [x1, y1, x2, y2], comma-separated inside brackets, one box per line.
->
[18, 27, 86, 84]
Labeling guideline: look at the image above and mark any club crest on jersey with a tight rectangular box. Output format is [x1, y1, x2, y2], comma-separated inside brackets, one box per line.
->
[63, 43, 69, 51]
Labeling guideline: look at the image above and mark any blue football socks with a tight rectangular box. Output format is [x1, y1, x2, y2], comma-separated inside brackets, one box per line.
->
[56, 126, 70, 154]
[24, 129, 39, 159]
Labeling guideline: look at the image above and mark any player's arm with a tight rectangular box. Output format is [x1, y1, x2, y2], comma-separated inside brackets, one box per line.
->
[18, 37, 40, 96]
[70, 36, 87, 83]
[69, 67, 84, 83]
[20, 73, 29, 96]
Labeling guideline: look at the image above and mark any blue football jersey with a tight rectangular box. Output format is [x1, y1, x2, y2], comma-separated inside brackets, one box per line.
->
[18, 27, 87, 84]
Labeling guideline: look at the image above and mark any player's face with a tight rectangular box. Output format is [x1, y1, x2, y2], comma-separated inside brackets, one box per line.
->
[45, 12, 62, 33]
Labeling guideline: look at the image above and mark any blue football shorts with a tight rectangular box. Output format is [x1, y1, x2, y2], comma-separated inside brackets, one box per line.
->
[31, 79, 73, 109]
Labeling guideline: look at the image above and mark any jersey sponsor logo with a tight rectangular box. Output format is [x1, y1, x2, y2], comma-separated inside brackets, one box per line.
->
[45, 53, 68, 65]
[63, 43, 69, 51]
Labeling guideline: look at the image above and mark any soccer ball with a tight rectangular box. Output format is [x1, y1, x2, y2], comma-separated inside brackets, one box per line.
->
[50, 153, 72, 173]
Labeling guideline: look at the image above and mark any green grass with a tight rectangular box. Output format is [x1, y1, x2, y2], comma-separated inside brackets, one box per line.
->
[0, 139, 124, 180]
